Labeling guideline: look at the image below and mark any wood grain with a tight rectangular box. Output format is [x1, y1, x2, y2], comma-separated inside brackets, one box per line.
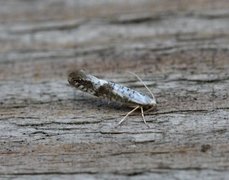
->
[0, 0, 229, 179]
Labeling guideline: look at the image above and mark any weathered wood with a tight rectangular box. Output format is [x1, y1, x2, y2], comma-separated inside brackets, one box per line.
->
[0, 0, 229, 179]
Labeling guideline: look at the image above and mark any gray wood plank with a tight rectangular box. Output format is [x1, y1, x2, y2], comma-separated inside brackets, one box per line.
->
[0, 0, 229, 179]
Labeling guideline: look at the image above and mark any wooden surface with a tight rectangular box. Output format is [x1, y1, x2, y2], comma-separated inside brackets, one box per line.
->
[0, 0, 229, 179]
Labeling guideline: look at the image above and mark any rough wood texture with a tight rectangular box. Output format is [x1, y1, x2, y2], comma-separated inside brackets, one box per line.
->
[0, 0, 229, 179]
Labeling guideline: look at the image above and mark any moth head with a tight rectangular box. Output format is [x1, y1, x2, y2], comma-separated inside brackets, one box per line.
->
[143, 97, 157, 112]
[149, 97, 157, 106]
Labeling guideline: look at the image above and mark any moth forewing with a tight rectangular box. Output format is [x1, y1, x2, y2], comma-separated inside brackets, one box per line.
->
[110, 82, 156, 107]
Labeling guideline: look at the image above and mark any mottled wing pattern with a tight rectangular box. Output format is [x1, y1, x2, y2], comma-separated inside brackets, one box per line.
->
[68, 70, 114, 96]
[68, 70, 97, 94]
[110, 82, 154, 106]
[68, 70, 156, 108]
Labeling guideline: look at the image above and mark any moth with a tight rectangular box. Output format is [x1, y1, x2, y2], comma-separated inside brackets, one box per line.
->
[68, 70, 156, 126]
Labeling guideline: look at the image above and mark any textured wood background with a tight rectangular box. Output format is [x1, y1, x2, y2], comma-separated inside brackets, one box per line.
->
[0, 0, 229, 179]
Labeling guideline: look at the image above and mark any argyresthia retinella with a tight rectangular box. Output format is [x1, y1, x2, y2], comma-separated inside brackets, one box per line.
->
[68, 70, 156, 126]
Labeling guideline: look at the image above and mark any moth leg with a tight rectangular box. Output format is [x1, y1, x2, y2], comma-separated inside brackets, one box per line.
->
[141, 107, 150, 128]
[118, 106, 139, 125]
[144, 106, 156, 113]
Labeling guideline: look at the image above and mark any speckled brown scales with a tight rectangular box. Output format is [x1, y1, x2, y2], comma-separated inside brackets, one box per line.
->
[68, 70, 157, 126]
[68, 71, 124, 102]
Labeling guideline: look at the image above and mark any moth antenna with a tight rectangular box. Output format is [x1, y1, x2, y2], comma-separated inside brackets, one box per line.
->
[127, 71, 156, 100]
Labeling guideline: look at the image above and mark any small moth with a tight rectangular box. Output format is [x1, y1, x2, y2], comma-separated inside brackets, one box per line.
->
[68, 70, 156, 126]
